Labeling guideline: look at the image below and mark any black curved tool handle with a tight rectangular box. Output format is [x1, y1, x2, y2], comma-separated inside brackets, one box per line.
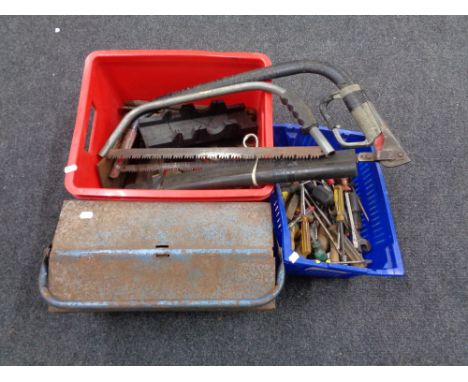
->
[157, 60, 410, 166]
[280, 91, 334, 155]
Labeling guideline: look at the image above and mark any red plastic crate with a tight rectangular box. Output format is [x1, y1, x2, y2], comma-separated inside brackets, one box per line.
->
[65, 50, 273, 201]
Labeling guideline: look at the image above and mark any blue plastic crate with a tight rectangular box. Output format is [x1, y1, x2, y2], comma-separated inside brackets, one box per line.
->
[271, 123, 404, 278]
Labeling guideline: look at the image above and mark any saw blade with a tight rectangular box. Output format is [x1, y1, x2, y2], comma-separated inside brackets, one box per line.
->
[121, 161, 212, 173]
[107, 146, 324, 160]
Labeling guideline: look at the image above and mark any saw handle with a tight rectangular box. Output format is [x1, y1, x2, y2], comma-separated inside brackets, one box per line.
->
[320, 90, 384, 148]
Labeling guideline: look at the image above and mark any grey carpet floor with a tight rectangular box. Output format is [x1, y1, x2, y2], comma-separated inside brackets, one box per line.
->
[0, 16, 466, 365]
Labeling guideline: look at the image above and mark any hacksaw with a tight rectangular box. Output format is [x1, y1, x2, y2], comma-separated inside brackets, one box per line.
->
[107, 146, 324, 160]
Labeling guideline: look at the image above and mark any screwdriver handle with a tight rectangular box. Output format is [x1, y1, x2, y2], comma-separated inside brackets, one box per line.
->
[334, 185, 345, 222]
[330, 245, 340, 263]
[312, 240, 327, 261]
[290, 224, 299, 248]
[300, 216, 312, 257]
[317, 225, 330, 252]
[340, 177, 351, 191]
[286, 192, 299, 220]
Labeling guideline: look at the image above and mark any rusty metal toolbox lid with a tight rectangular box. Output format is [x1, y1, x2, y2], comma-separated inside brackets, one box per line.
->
[39, 201, 284, 312]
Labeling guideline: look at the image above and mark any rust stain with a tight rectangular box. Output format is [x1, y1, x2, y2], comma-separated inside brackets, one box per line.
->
[48, 200, 276, 307]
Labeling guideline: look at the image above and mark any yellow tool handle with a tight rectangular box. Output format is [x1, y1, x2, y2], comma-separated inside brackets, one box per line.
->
[300, 216, 312, 257]
[290, 224, 299, 248]
[330, 246, 340, 263]
[317, 225, 330, 252]
[334, 185, 345, 222]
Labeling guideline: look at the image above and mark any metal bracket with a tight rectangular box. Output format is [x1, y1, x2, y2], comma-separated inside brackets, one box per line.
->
[332, 125, 372, 148]
[320, 93, 411, 167]
[320, 96, 374, 149]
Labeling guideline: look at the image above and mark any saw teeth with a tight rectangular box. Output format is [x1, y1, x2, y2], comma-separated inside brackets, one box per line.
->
[121, 156, 325, 173]
[107, 146, 324, 160]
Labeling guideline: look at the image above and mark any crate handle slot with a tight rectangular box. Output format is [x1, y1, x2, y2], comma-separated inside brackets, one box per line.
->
[84, 104, 96, 152]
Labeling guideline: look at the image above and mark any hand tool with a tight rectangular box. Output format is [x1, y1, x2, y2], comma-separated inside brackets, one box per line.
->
[328, 226, 341, 263]
[311, 221, 327, 261]
[97, 158, 126, 188]
[330, 259, 372, 265]
[281, 182, 301, 197]
[151, 59, 410, 167]
[350, 186, 370, 222]
[304, 188, 332, 227]
[288, 206, 314, 228]
[99, 81, 333, 157]
[304, 184, 368, 262]
[307, 205, 339, 252]
[348, 190, 363, 230]
[319, 89, 410, 167]
[345, 190, 372, 252]
[290, 223, 300, 247]
[328, 224, 367, 267]
[345, 191, 360, 249]
[158, 151, 357, 190]
[109, 120, 139, 179]
[286, 191, 300, 221]
[107, 146, 324, 160]
[282, 182, 301, 216]
[120, 161, 212, 173]
[97, 131, 127, 188]
[340, 177, 351, 192]
[344, 237, 367, 265]
[333, 184, 347, 262]
[317, 225, 330, 253]
[300, 184, 312, 257]
[304, 180, 334, 207]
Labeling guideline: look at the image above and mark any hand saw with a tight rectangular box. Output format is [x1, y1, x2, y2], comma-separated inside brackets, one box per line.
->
[99, 82, 334, 157]
[107, 146, 324, 160]
[143, 59, 410, 167]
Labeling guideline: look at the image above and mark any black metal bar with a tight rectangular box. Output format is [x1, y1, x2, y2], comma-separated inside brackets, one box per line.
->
[161, 150, 357, 190]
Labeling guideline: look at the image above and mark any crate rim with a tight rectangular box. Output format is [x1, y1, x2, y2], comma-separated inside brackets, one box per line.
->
[64, 49, 274, 202]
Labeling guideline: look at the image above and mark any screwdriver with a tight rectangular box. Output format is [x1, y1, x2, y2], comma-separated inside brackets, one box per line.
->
[333, 184, 347, 262]
[311, 221, 327, 261]
[345, 191, 359, 249]
[286, 191, 300, 221]
[290, 223, 300, 249]
[304, 196, 338, 251]
[349, 189, 364, 229]
[300, 184, 312, 257]
[340, 177, 351, 192]
[304, 180, 334, 207]
[282, 182, 300, 203]
[350, 185, 369, 222]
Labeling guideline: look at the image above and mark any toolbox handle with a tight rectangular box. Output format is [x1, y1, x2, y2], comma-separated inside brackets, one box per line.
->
[38, 246, 285, 311]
